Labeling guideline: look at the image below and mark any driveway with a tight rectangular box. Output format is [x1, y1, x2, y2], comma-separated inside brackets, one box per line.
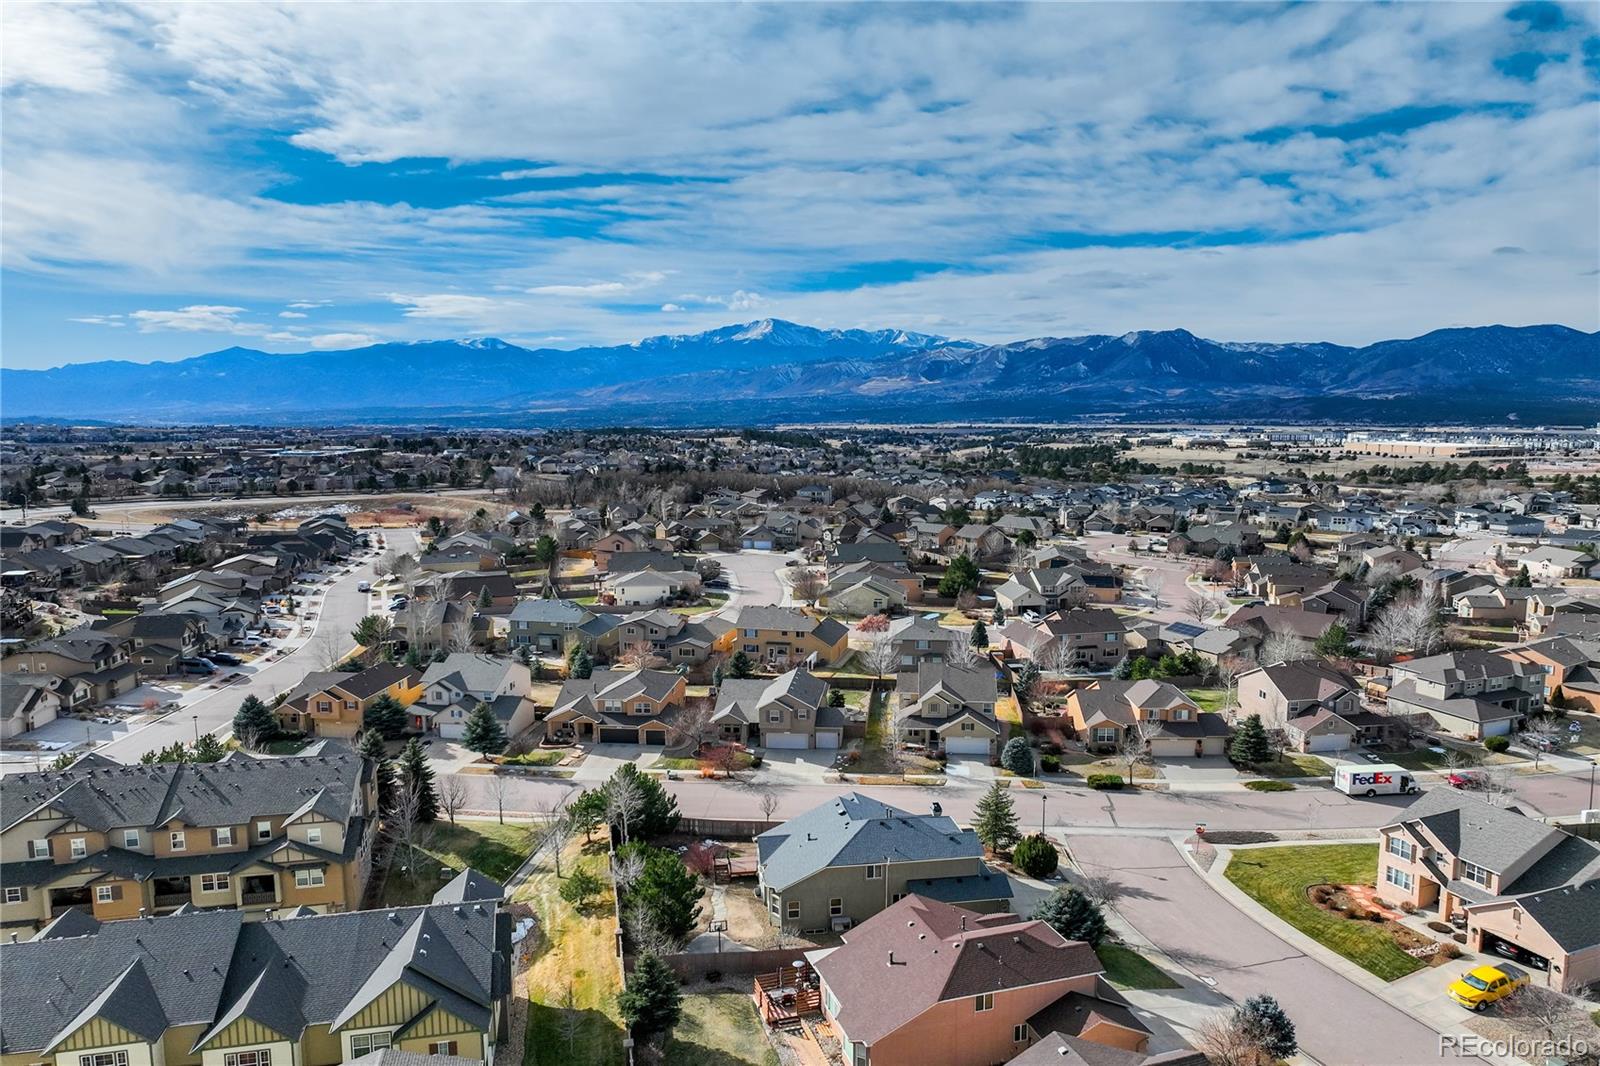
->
[1063, 835, 1487, 1066]
[1158, 757, 1245, 788]
[705, 549, 799, 616]
[943, 755, 996, 783]
[758, 749, 837, 784]
[571, 743, 655, 783]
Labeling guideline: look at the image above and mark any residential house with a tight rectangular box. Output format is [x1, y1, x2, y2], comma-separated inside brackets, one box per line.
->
[508, 598, 592, 653]
[755, 795, 1009, 934]
[996, 569, 1094, 614]
[1505, 635, 1600, 712]
[998, 609, 1127, 671]
[1452, 585, 1538, 624]
[90, 612, 211, 676]
[1387, 650, 1545, 738]
[0, 885, 509, 1066]
[0, 753, 377, 928]
[882, 615, 962, 672]
[1520, 545, 1599, 582]
[731, 606, 850, 670]
[0, 675, 67, 739]
[604, 567, 698, 607]
[950, 524, 1010, 562]
[394, 598, 476, 658]
[814, 894, 1157, 1066]
[276, 662, 424, 739]
[894, 663, 1000, 758]
[1, 630, 139, 706]
[613, 609, 734, 669]
[546, 668, 687, 745]
[1375, 790, 1600, 991]
[1062, 680, 1228, 758]
[1167, 522, 1262, 558]
[710, 668, 844, 748]
[1236, 661, 1403, 753]
[413, 655, 535, 740]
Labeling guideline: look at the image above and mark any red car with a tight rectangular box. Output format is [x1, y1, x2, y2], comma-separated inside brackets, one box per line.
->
[1447, 772, 1486, 790]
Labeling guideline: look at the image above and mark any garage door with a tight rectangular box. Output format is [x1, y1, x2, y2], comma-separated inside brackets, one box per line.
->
[641, 730, 667, 746]
[1480, 930, 1550, 973]
[1147, 738, 1192, 758]
[1482, 719, 1514, 737]
[944, 736, 990, 755]
[1306, 733, 1351, 753]
[765, 732, 810, 749]
[814, 731, 841, 749]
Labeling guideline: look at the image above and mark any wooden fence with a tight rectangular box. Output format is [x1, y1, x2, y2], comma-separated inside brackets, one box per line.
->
[677, 816, 781, 839]
[657, 946, 815, 982]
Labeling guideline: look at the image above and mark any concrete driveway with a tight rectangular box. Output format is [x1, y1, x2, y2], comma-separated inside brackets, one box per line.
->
[1063, 834, 1488, 1066]
[759, 749, 837, 784]
[1158, 757, 1244, 788]
[571, 743, 654, 783]
[943, 755, 996, 782]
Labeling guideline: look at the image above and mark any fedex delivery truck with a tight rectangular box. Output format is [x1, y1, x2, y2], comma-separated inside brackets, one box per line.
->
[1335, 764, 1420, 797]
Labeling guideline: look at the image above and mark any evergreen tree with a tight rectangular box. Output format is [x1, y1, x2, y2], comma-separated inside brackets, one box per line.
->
[938, 553, 981, 598]
[1313, 622, 1355, 659]
[1510, 564, 1533, 588]
[1015, 659, 1041, 695]
[569, 646, 594, 679]
[232, 695, 276, 746]
[404, 645, 423, 670]
[726, 650, 754, 679]
[617, 842, 703, 942]
[1229, 713, 1271, 765]
[191, 733, 226, 762]
[1236, 994, 1298, 1060]
[972, 618, 989, 649]
[476, 585, 493, 609]
[461, 702, 508, 755]
[1031, 887, 1108, 946]
[608, 764, 680, 839]
[363, 693, 408, 739]
[1001, 736, 1035, 776]
[972, 781, 1020, 853]
[357, 730, 395, 811]
[397, 738, 439, 823]
[992, 604, 1005, 624]
[617, 953, 683, 1043]
[828, 687, 846, 708]
[1012, 834, 1059, 878]
[568, 788, 608, 841]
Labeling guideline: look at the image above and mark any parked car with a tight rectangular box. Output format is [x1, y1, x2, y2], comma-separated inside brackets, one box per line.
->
[1447, 964, 1527, 1011]
[208, 652, 242, 667]
[1487, 938, 1548, 971]
[1447, 771, 1486, 790]
[178, 658, 216, 676]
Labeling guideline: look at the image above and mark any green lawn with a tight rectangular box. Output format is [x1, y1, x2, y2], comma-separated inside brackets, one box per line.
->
[504, 750, 567, 767]
[524, 841, 627, 1066]
[664, 988, 780, 1066]
[1096, 942, 1180, 990]
[383, 819, 531, 905]
[1247, 753, 1332, 779]
[1224, 844, 1424, 981]
[1186, 688, 1230, 713]
[1386, 745, 1516, 770]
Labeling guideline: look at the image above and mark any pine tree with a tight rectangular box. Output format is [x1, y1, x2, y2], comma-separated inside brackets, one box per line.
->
[397, 738, 439, 822]
[828, 688, 846, 708]
[461, 702, 508, 756]
[1313, 622, 1355, 659]
[476, 585, 493, 609]
[363, 694, 408, 739]
[1236, 994, 1297, 1060]
[191, 733, 226, 762]
[232, 695, 276, 746]
[1031, 887, 1108, 946]
[972, 618, 989, 649]
[992, 604, 1005, 624]
[357, 730, 395, 811]
[727, 650, 754, 679]
[1001, 736, 1035, 776]
[404, 645, 423, 670]
[972, 781, 1020, 853]
[570, 647, 594, 679]
[617, 953, 683, 1042]
[1229, 713, 1271, 765]
[938, 553, 980, 598]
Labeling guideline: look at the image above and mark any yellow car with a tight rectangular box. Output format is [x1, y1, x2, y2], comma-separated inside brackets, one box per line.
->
[1448, 964, 1528, 1011]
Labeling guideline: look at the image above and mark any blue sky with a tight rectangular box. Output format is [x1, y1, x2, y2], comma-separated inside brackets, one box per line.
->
[2, 1, 1597, 368]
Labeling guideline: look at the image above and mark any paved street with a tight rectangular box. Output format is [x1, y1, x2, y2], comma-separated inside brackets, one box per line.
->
[704, 548, 799, 615]
[1064, 835, 1487, 1066]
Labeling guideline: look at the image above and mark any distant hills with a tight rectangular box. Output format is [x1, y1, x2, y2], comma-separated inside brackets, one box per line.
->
[4, 319, 1597, 426]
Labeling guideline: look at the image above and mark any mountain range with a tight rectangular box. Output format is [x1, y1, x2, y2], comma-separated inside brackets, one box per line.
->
[4, 320, 1597, 426]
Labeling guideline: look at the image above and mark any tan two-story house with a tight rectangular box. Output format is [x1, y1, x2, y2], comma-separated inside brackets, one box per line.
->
[276, 662, 424, 739]
[731, 606, 850, 670]
[710, 668, 845, 749]
[894, 663, 1000, 758]
[547, 668, 688, 745]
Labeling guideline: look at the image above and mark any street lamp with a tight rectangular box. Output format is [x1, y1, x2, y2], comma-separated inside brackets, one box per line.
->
[1040, 793, 1048, 834]
[193, 715, 200, 744]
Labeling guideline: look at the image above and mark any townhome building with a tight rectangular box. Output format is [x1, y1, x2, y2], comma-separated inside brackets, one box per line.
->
[709, 667, 843, 749]
[755, 795, 1010, 935]
[1, 630, 140, 706]
[1375, 790, 1600, 991]
[0, 874, 509, 1066]
[1386, 649, 1546, 739]
[894, 663, 1000, 758]
[0, 753, 376, 930]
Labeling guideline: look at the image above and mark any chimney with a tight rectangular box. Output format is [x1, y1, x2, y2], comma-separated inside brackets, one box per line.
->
[960, 915, 967, 931]
[886, 950, 895, 966]
[931, 801, 942, 817]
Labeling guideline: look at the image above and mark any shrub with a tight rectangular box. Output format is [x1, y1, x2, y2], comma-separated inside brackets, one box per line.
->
[1440, 942, 1462, 959]
[1368, 910, 1385, 922]
[1245, 780, 1295, 792]
[1309, 885, 1334, 906]
[1346, 906, 1370, 921]
[1086, 773, 1123, 790]
[1001, 736, 1035, 776]
[1040, 754, 1062, 773]
[1400, 901, 1417, 915]
[1426, 920, 1453, 934]
[1012, 834, 1060, 878]
[1484, 735, 1510, 753]
[1452, 933, 1467, 944]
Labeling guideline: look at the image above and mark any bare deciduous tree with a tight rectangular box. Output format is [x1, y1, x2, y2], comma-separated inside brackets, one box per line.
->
[386, 784, 428, 882]
[1050, 638, 1080, 677]
[438, 774, 469, 825]
[1367, 591, 1443, 662]
[1118, 717, 1166, 779]
[946, 627, 982, 669]
[533, 795, 572, 877]
[1192, 1011, 1260, 1066]
[486, 771, 511, 824]
[1214, 655, 1246, 714]
[864, 634, 900, 681]
[1184, 589, 1219, 624]
[756, 786, 781, 824]
[790, 568, 826, 607]
[618, 641, 667, 670]
[605, 772, 644, 846]
[611, 849, 646, 894]
[1261, 631, 1312, 666]
[1502, 982, 1592, 1049]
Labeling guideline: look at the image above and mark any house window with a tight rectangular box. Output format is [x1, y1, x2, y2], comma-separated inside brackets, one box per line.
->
[224, 1052, 270, 1066]
[295, 867, 326, 888]
[202, 874, 230, 893]
[81, 1053, 128, 1066]
[829, 898, 843, 916]
[316, 701, 332, 713]
[1460, 861, 1492, 888]
[96, 885, 116, 904]
[306, 827, 322, 845]
[1385, 866, 1413, 891]
[786, 900, 801, 920]
[797, 708, 808, 720]
[1093, 728, 1119, 745]
[1013, 1024, 1029, 1043]
[256, 820, 272, 840]
[1386, 837, 1414, 861]
[4, 886, 22, 904]
[349, 1033, 391, 1058]
[975, 993, 994, 1012]
[890, 893, 905, 904]
[169, 832, 186, 852]
[122, 830, 140, 848]
[1171, 709, 1189, 721]
[428, 1043, 458, 1056]
[865, 864, 883, 880]
[215, 827, 234, 846]
[960, 722, 974, 731]
[71, 837, 88, 858]
[29, 839, 50, 858]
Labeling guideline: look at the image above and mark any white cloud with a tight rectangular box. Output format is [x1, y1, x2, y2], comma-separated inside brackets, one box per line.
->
[527, 281, 627, 296]
[278, 310, 307, 318]
[70, 314, 126, 327]
[128, 304, 248, 332]
[659, 303, 683, 312]
[0, 4, 120, 94]
[287, 300, 328, 309]
[385, 293, 500, 319]
[310, 332, 378, 349]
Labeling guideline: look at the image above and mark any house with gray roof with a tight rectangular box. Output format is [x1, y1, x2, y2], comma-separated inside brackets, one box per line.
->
[547, 668, 688, 745]
[755, 793, 1008, 933]
[894, 663, 1000, 758]
[1386, 649, 1545, 739]
[0, 879, 510, 1066]
[414, 654, 534, 740]
[1376, 790, 1600, 991]
[507, 597, 592, 653]
[710, 667, 843, 749]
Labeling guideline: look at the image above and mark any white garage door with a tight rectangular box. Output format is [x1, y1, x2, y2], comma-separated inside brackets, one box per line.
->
[1482, 719, 1514, 737]
[1148, 738, 1191, 758]
[765, 732, 810, 749]
[1306, 733, 1350, 753]
[944, 736, 990, 755]
[814, 731, 841, 749]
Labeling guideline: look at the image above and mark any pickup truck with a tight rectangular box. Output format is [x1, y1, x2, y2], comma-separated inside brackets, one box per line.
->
[1447, 964, 1527, 1011]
